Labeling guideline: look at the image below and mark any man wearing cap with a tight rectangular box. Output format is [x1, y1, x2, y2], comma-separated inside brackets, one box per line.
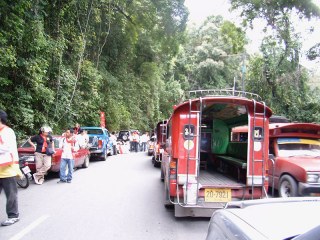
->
[28, 126, 55, 184]
[0, 110, 23, 226]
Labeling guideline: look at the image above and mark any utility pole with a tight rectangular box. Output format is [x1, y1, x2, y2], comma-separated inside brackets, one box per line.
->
[241, 53, 246, 93]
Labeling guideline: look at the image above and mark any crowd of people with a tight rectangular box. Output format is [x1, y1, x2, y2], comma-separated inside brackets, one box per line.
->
[115, 131, 151, 154]
[0, 111, 153, 227]
[0, 112, 90, 227]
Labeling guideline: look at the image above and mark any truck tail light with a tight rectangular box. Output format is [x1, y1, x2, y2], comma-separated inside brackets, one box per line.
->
[98, 140, 103, 149]
[169, 159, 177, 180]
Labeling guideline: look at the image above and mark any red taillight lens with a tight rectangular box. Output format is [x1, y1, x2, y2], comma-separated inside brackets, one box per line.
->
[98, 140, 103, 148]
[169, 160, 177, 180]
[169, 161, 177, 169]
[157, 144, 160, 153]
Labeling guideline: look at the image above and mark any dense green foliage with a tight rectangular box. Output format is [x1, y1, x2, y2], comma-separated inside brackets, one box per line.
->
[0, 0, 188, 138]
[174, 16, 247, 91]
[229, 0, 320, 122]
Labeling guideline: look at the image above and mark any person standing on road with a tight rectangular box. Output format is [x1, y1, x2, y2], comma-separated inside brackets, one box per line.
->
[0, 110, 23, 226]
[110, 132, 117, 155]
[28, 126, 54, 185]
[58, 128, 79, 183]
[132, 131, 139, 152]
[76, 129, 88, 149]
[140, 132, 149, 152]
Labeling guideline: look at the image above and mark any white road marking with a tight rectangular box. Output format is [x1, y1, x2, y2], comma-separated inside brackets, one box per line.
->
[9, 215, 50, 240]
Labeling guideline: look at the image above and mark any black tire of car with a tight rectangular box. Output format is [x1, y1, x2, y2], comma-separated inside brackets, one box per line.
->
[102, 151, 107, 161]
[16, 173, 29, 189]
[154, 160, 161, 168]
[279, 175, 298, 197]
[122, 135, 128, 141]
[160, 165, 164, 182]
[82, 155, 90, 168]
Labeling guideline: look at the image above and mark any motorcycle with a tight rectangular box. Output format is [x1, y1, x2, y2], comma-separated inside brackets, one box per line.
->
[16, 156, 33, 188]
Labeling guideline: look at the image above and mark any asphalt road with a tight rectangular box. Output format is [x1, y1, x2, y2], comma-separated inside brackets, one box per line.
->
[0, 152, 209, 240]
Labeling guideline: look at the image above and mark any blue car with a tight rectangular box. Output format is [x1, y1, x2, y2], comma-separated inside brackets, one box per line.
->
[81, 126, 114, 160]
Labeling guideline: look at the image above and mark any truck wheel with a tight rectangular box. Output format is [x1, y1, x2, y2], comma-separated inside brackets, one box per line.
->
[102, 151, 107, 161]
[160, 166, 164, 182]
[279, 175, 298, 197]
[154, 161, 161, 168]
[82, 155, 90, 168]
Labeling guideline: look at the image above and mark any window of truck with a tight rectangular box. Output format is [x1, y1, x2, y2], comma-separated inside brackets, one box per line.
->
[277, 138, 320, 157]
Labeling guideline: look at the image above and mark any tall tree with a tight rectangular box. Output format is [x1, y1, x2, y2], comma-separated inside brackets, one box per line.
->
[231, 0, 320, 122]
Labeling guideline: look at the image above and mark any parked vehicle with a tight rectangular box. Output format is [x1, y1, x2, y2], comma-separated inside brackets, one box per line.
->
[81, 126, 114, 160]
[161, 89, 272, 217]
[16, 156, 32, 188]
[117, 129, 139, 142]
[232, 122, 320, 197]
[268, 122, 320, 197]
[152, 120, 167, 167]
[117, 130, 131, 142]
[206, 197, 320, 240]
[147, 135, 155, 156]
[17, 135, 90, 173]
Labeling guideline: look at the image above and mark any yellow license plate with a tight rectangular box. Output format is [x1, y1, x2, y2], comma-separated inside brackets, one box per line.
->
[205, 188, 232, 202]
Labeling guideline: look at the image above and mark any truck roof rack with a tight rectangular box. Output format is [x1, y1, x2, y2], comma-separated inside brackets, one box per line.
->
[187, 89, 262, 101]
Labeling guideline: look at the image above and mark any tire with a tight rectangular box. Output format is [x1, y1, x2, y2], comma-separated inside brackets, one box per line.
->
[122, 135, 128, 141]
[16, 173, 29, 189]
[154, 161, 161, 168]
[279, 175, 298, 197]
[102, 151, 107, 161]
[160, 166, 164, 182]
[82, 155, 90, 168]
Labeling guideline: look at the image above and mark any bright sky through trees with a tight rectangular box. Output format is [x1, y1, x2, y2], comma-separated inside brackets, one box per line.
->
[184, 0, 320, 70]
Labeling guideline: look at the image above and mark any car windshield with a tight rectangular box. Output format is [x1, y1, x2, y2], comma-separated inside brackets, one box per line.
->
[277, 138, 320, 157]
[83, 129, 103, 135]
[20, 138, 60, 148]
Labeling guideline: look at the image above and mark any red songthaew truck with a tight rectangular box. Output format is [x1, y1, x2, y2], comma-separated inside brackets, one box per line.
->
[152, 120, 167, 168]
[161, 90, 272, 217]
[232, 120, 320, 198]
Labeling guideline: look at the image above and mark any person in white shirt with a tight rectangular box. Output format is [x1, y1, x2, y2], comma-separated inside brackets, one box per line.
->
[76, 129, 88, 149]
[0, 110, 22, 226]
[57, 128, 79, 183]
[110, 132, 117, 155]
[140, 132, 149, 152]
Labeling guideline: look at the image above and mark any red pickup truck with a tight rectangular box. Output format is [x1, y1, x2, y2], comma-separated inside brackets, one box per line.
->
[18, 135, 90, 173]
[268, 123, 320, 197]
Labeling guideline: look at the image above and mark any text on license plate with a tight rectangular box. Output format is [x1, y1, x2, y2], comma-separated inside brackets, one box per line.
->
[22, 166, 31, 174]
[205, 188, 231, 202]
